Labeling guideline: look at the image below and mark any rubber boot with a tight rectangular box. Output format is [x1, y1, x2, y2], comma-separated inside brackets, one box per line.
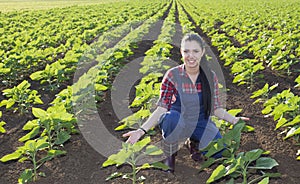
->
[162, 141, 178, 173]
[185, 138, 203, 162]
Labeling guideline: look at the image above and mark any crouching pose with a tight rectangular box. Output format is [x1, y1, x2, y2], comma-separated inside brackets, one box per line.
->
[123, 33, 249, 173]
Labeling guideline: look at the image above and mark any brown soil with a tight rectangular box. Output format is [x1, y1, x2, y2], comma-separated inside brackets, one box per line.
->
[1, 2, 300, 184]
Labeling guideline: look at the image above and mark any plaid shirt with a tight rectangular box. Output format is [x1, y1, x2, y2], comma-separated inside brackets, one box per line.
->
[157, 64, 221, 110]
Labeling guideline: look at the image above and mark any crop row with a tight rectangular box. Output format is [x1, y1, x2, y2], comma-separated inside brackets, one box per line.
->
[0, 0, 171, 183]
[180, 0, 299, 160]
[0, 1, 161, 87]
[102, 1, 280, 184]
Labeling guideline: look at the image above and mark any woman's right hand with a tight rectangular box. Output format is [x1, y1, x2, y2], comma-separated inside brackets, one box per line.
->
[122, 129, 145, 144]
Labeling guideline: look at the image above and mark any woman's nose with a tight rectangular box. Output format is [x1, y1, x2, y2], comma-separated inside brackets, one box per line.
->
[187, 52, 194, 58]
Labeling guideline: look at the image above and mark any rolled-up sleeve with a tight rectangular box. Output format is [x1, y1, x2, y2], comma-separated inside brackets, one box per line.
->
[156, 70, 175, 110]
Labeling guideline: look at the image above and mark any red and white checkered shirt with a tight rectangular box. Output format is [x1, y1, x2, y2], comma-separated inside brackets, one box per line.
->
[157, 64, 221, 110]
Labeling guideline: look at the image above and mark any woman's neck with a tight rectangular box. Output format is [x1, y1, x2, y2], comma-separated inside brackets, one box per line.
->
[185, 65, 200, 76]
[184, 65, 200, 84]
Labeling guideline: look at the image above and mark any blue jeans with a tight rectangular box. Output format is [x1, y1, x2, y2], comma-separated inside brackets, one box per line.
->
[159, 110, 223, 158]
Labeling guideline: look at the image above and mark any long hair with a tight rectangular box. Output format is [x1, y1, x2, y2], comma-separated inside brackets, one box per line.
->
[181, 33, 214, 118]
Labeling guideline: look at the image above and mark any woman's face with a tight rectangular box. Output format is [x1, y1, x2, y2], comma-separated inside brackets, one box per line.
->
[180, 40, 205, 70]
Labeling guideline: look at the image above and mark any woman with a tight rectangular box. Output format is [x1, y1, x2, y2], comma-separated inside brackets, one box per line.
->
[123, 33, 249, 173]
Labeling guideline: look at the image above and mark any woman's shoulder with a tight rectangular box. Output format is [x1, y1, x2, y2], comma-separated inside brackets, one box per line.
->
[167, 64, 184, 74]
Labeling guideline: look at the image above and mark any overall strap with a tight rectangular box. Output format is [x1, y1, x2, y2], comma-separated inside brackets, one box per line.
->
[172, 67, 183, 94]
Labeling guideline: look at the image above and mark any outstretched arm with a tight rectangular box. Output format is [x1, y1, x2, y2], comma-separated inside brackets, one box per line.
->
[122, 106, 167, 144]
[214, 108, 249, 124]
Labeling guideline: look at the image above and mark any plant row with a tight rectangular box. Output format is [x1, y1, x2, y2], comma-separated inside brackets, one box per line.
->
[180, 0, 300, 160]
[0, 0, 171, 183]
[103, 1, 178, 183]
[103, 1, 280, 183]
[0, 1, 160, 87]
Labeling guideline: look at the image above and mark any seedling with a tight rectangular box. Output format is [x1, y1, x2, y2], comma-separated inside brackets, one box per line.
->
[262, 89, 300, 139]
[30, 61, 68, 91]
[19, 105, 77, 149]
[200, 121, 280, 184]
[103, 137, 168, 184]
[116, 73, 162, 131]
[213, 109, 255, 134]
[0, 80, 43, 114]
[231, 59, 265, 89]
[250, 83, 278, 104]
[0, 137, 66, 182]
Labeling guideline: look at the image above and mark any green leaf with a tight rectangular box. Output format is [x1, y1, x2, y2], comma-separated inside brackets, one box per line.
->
[151, 161, 170, 170]
[295, 75, 300, 87]
[47, 149, 67, 157]
[249, 157, 279, 170]
[0, 100, 7, 107]
[137, 163, 152, 170]
[264, 172, 281, 178]
[105, 172, 123, 181]
[207, 164, 226, 183]
[22, 120, 39, 130]
[114, 124, 127, 131]
[251, 83, 269, 99]
[18, 126, 40, 142]
[243, 125, 255, 132]
[283, 115, 300, 127]
[0, 151, 23, 162]
[36, 137, 49, 150]
[0, 121, 6, 133]
[102, 149, 131, 167]
[19, 156, 28, 163]
[94, 84, 108, 91]
[102, 158, 117, 167]
[258, 177, 269, 184]
[32, 107, 47, 119]
[18, 80, 30, 90]
[199, 157, 216, 171]
[54, 131, 71, 145]
[34, 96, 43, 104]
[30, 71, 44, 80]
[262, 105, 273, 114]
[226, 158, 242, 175]
[39, 149, 67, 163]
[145, 145, 163, 155]
[275, 117, 287, 130]
[228, 109, 242, 116]
[132, 136, 151, 152]
[284, 127, 300, 140]
[1, 99, 15, 109]
[18, 169, 33, 184]
[245, 149, 264, 162]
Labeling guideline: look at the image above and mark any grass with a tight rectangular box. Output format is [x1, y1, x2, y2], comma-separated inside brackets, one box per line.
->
[0, 0, 127, 12]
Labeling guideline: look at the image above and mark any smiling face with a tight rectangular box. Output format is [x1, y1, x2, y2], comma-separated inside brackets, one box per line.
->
[180, 40, 205, 71]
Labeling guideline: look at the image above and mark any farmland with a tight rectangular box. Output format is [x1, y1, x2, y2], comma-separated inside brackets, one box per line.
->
[0, 0, 299, 183]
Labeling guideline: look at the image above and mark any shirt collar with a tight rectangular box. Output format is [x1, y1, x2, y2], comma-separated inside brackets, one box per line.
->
[178, 64, 187, 77]
[179, 64, 201, 83]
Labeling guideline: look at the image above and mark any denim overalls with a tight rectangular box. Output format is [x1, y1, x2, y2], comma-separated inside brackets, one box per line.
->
[159, 67, 222, 157]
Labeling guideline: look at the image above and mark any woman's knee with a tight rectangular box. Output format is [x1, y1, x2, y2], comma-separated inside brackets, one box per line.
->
[159, 110, 181, 137]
